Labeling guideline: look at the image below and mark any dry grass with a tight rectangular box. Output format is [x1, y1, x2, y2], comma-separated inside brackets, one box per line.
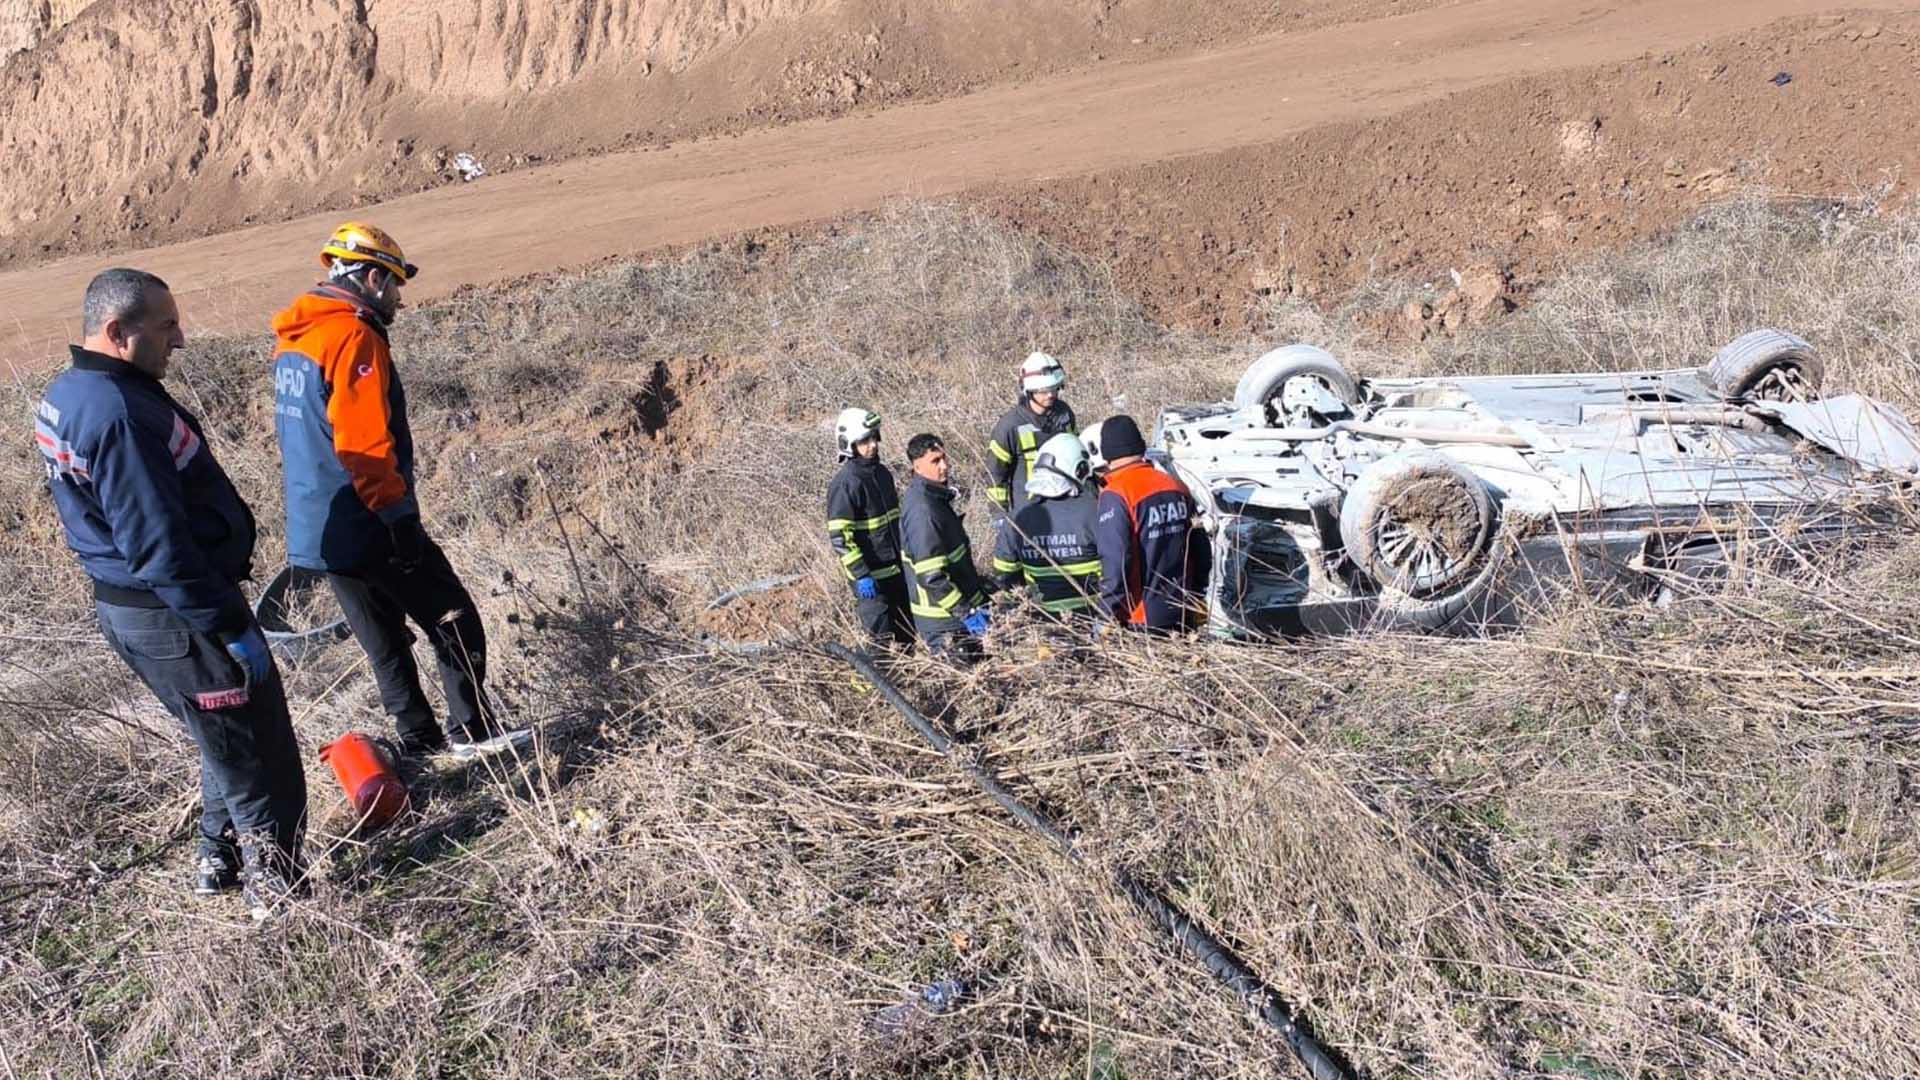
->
[2, 198, 1918, 1078]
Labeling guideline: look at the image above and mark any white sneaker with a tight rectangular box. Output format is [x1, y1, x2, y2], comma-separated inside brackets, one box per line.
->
[445, 727, 533, 760]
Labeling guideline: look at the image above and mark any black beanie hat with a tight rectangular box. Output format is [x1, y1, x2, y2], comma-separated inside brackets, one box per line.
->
[1097, 415, 1147, 460]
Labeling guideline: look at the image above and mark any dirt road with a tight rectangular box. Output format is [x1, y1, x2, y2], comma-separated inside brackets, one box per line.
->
[2, 0, 1903, 373]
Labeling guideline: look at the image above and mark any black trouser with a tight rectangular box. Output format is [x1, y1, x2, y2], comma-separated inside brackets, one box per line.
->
[326, 537, 493, 749]
[855, 574, 914, 648]
[913, 614, 981, 664]
[95, 600, 307, 864]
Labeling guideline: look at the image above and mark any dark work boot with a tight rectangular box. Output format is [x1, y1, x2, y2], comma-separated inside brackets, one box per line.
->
[239, 838, 306, 922]
[192, 850, 241, 896]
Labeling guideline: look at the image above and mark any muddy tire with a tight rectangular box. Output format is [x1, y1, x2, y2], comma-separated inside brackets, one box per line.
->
[1366, 544, 1504, 633]
[1233, 345, 1359, 412]
[1340, 451, 1496, 599]
[1706, 329, 1824, 401]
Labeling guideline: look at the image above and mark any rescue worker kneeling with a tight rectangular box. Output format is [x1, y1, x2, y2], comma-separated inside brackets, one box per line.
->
[1011, 433, 1103, 619]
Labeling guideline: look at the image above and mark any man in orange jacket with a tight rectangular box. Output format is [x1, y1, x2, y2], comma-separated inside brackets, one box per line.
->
[271, 223, 529, 759]
[1091, 415, 1211, 631]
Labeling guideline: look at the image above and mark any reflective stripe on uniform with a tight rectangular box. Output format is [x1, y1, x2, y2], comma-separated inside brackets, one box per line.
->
[992, 555, 1020, 574]
[911, 544, 971, 573]
[1038, 593, 1095, 613]
[986, 485, 1010, 504]
[1022, 559, 1102, 580]
[826, 508, 902, 534]
[1018, 428, 1039, 480]
[989, 441, 1014, 464]
[868, 564, 901, 580]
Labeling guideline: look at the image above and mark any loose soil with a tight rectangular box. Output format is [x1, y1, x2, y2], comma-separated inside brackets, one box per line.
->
[983, 9, 1920, 332]
[6, 0, 1903, 374]
[0, 0, 1449, 266]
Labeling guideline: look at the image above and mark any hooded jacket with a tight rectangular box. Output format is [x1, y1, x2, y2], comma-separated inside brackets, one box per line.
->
[36, 347, 258, 638]
[271, 284, 417, 571]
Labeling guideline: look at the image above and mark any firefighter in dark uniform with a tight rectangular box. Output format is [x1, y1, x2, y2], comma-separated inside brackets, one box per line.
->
[1011, 433, 1104, 617]
[1091, 415, 1212, 630]
[900, 433, 992, 658]
[37, 268, 307, 919]
[987, 352, 1077, 587]
[826, 407, 912, 647]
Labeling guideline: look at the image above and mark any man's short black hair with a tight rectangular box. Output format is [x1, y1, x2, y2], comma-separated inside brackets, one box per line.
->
[907, 433, 945, 462]
[82, 268, 170, 336]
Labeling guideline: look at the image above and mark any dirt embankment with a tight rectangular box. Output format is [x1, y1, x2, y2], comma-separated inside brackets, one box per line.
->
[0, 0, 1448, 266]
[983, 11, 1920, 333]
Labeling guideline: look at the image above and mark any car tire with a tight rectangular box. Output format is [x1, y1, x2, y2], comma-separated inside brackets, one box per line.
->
[1366, 544, 1505, 633]
[1706, 329, 1824, 401]
[1340, 451, 1497, 599]
[1233, 344, 1360, 412]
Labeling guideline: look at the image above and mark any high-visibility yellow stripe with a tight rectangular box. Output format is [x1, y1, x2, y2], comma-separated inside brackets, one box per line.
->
[992, 556, 1020, 574]
[1039, 594, 1095, 613]
[987, 486, 1010, 504]
[840, 548, 866, 567]
[910, 580, 966, 618]
[989, 441, 1014, 464]
[871, 564, 901, 579]
[1023, 560, 1101, 579]
[910, 544, 971, 573]
[826, 509, 901, 533]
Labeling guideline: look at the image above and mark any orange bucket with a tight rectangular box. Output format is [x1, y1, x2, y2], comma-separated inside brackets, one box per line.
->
[318, 732, 409, 830]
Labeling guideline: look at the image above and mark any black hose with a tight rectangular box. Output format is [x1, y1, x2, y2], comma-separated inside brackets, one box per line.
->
[822, 642, 1355, 1080]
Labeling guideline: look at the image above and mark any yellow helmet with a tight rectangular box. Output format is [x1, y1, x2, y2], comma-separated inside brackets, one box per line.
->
[319, 222, 419, 282]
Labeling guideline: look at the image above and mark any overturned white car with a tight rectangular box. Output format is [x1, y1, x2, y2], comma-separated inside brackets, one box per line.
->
[1152, 330, 1920, 637]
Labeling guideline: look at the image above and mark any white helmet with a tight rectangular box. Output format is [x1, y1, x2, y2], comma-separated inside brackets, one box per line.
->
[834, 407, 880, 458]
[1020, 351, 1066, 396]
[1027, 432, 1091, 498]
[1082, 420, 1108, 474]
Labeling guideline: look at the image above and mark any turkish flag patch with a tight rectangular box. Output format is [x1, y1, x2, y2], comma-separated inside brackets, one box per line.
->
[194, 687, 250, 710]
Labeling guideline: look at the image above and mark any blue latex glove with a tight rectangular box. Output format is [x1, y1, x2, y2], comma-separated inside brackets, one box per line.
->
[224, 625, 273, 686]
[854, 575, 878, 600]
[963, 609, 990, 637]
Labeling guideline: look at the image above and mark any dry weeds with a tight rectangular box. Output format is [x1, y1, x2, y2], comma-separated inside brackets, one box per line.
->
[1, 199, 1917, 1078]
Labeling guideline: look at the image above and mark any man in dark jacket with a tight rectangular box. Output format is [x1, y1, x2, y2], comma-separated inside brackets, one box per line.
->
[272, 222, 527, 759]
[1012, 433, 1103, 617]
[900, 434, 991, 658]
[38, 268, 306, 918]
[1092, 415, 1211, 630]
[986, 352, 1077, 587]
[826, 407, 911, 647]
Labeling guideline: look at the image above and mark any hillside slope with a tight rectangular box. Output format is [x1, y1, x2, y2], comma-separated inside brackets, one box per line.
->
[0, 0, 1420, 265]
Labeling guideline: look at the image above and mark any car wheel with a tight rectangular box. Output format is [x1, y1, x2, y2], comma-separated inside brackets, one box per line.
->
[1706, 329, 1824, 401]
[1340, 451, 1497, 599]
[1233, 344, 1360, 415]
[1365, 544, 1505, 633]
